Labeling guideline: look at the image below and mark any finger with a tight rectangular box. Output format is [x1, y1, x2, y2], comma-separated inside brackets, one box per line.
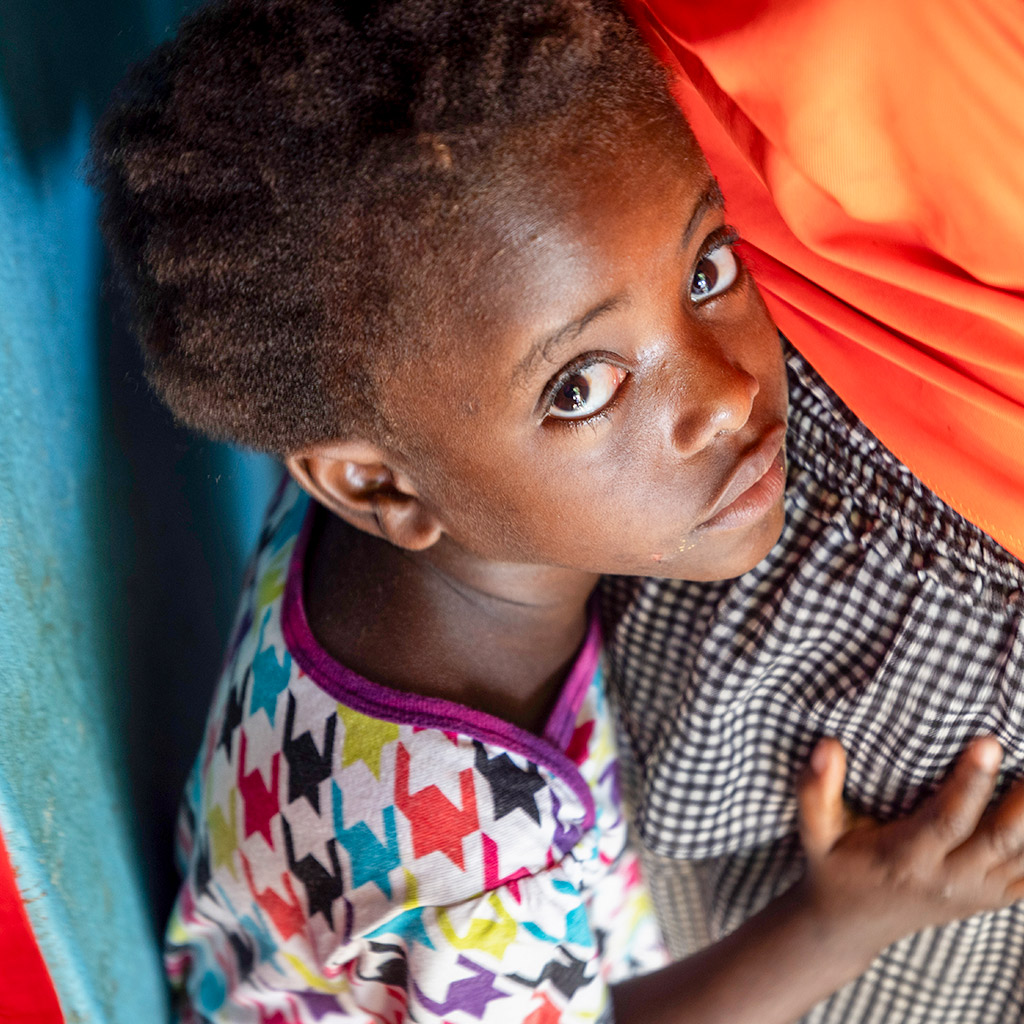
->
[913, 737, 1002, 856]
[798, 738, 847, 861]
[999, 873, 1024, 907]
[982, 840, 1024, 896]
[972, 779, 1024, 865]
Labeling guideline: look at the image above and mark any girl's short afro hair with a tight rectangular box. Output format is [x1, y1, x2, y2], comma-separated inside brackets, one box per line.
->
[90, 0, 678, 454]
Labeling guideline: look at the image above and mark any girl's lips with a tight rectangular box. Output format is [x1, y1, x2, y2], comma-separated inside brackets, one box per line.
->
[698, 426, 787, 531]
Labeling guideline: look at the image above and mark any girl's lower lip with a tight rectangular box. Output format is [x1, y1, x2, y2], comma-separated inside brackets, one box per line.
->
[697, 450, 786, 532]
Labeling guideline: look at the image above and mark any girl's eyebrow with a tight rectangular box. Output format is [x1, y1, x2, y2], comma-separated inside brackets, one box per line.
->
[513, 178, 725, 387]
[513, 297, 624, 386]
[681, 179, 726, 252]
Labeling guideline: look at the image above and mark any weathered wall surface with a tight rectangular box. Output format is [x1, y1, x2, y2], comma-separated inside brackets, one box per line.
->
[0, 1, 278, 1018]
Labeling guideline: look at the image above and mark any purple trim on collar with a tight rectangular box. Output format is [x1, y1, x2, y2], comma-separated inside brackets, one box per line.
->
[542, 614, 600, 750]
[279, 493, 597, 830]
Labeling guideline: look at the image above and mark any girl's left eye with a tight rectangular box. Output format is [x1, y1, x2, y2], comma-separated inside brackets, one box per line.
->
[546, 361, 628, 421]
[690, 243, 739, 303]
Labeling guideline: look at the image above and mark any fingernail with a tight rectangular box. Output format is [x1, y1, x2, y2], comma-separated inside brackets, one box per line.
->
[976, 738, 1001, 773]
[811, 741, 830, 775]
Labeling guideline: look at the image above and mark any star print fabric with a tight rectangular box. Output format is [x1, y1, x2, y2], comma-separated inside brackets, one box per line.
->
[165, 481, 666, 1022]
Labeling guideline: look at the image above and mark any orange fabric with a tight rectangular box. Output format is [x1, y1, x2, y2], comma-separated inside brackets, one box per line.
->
[625, 0, 1024, 558]
[0, 826, 64, 1023]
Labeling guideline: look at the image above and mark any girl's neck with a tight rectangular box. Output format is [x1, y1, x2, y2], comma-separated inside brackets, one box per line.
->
[304, 508, 599, 734]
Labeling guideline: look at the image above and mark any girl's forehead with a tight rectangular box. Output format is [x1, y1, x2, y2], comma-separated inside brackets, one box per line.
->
[510, 112, 703, 218]
[373, 114, 713, 435]
[385, 138, 718, 427]
[381, 103, 706, 335]
[448, 135, 713, 319]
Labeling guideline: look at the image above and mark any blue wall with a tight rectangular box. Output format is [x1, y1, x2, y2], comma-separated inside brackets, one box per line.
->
[0, 1, 279, 1018]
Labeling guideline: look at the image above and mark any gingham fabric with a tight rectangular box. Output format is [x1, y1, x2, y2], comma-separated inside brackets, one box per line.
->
[601, 342, 1024, 1023]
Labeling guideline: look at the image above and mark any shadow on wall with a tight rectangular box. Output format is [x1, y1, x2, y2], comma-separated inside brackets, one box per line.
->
[0, 0, 279, 935]
[0, 0, 200, 176]
[105, 303, 281, 926]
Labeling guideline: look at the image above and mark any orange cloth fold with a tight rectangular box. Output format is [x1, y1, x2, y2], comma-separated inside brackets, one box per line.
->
[626, 0, 1024, 558]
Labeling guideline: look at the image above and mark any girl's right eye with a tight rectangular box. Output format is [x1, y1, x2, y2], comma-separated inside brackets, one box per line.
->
[546, 361, 627, 421]
[690, 241, 739, 304]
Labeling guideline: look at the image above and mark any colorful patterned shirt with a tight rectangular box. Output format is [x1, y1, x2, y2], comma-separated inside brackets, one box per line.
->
[165, 481, 667, 1022]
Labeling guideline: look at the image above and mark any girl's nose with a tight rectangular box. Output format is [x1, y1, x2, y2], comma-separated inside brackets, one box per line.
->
[670, 346, 759, 457]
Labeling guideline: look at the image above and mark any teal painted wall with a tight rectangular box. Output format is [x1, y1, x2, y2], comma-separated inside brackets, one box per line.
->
[0, 2, 279, 1018]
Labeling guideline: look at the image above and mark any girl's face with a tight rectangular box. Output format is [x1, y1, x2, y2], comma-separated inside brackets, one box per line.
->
[383, 120, 788, 582]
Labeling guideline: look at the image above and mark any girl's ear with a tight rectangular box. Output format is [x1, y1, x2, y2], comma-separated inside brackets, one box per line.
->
[285, 441, 443, 552]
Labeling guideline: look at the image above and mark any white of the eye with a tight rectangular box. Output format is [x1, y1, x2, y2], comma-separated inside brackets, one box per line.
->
[547, 362, 625, 420]
[690, 244, 739, 302]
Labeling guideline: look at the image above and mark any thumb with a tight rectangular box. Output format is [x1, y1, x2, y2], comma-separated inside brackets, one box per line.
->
[798, 738, 848, 862]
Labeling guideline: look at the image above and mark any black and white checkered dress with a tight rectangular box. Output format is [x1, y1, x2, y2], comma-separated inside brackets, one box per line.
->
[602, 343, 1024, 1023]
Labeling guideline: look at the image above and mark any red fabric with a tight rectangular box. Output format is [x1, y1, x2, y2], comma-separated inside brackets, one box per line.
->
[0, 826, 64, 1023]
[625, 0, 1024, 559]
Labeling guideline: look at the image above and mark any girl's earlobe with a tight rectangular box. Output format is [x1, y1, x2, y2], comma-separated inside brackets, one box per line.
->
[284, 444, 444, 551]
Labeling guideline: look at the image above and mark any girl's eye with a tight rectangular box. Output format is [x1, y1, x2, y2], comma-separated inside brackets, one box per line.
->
[546, 362, 627, 421]
[690, 243, 739, 303]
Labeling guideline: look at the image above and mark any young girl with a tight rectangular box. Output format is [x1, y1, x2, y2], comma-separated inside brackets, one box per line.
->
[91, 1, 1024, 1020]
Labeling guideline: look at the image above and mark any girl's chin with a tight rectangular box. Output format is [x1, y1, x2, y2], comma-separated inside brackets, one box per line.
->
[654, 504, 786, 581]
